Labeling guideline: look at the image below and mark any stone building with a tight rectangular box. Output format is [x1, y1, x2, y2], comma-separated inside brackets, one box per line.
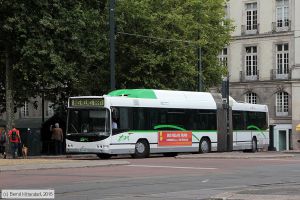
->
[224, 0, 300, 150]
[0, 97, 54, 128]
[0, 97, 55, 155]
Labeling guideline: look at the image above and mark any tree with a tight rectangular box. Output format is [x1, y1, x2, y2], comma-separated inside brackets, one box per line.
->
[0, 0, 108, 127]
[115, 0, 233, 90]
[0, 0, 232, 129]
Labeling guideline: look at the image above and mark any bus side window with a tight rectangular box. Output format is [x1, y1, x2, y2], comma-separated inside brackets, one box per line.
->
[111, 107, 119, 119]
[111, 107, 119, 129]
[119, 107, 132, 130]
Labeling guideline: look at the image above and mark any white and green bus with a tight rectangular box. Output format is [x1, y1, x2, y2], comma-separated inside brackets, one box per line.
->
[66, 89, 269, 158]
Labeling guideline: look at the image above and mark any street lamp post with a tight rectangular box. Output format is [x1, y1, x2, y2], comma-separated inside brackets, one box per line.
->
[221, 75, 233, 152]
[109, 0, 116, 90]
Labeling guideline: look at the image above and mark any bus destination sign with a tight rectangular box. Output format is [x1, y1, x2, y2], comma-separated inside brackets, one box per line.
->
[70, 98, 104, 107]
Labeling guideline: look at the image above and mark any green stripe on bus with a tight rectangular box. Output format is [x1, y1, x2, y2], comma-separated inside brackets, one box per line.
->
[154, 125, 186, 131]
[247, 125, 267, 139]
[108, 89, 157, 99]
[233, 130, 267, 132]
[127, 130, 217, 133]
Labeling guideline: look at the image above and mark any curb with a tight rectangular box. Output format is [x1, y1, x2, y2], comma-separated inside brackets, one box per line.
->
[282, 150, 300, 154]
[0, 160, 130, 172]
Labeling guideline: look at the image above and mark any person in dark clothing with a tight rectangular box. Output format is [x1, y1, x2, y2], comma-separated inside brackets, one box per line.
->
[51, 123, 63, 155]
[0, 128, 7, 159]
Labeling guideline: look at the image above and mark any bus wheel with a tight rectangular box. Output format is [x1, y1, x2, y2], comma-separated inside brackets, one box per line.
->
[132, 140, 149, 158]
[251, 138, 257, 153]
[97, 153, 112, 159]
[199, 138, 211, 154]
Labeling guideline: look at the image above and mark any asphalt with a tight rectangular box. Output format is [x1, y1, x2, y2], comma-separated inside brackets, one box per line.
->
[175, 151, 296, 159]
[1, 151, 299, 200]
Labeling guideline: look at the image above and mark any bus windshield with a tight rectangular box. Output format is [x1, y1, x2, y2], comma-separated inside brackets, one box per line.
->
[67, 108, 110, 135]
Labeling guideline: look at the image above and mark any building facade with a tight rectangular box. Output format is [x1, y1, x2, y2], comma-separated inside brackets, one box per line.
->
[0, 97, 55, 155]
[0, 97, 54, 129]
[225, 0, 300, 150]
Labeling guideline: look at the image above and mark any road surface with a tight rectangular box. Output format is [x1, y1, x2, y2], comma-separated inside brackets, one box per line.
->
[1, 154, 300, 199]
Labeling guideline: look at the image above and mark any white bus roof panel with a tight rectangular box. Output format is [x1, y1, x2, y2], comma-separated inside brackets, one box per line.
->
[232, 102, 268, 112]
[107, 89, 217, 109]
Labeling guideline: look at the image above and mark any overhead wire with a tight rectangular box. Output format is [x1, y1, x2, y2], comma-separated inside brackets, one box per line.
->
[116, 31, 198, 45]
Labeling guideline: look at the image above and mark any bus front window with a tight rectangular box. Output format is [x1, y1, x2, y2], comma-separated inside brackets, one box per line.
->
[68, 109, 110, 135]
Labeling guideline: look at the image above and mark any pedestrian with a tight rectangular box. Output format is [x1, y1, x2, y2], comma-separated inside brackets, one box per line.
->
[51, 123, 63, 155]
[0, 128, 7, 159]
[24, 128, 31, 148]
[8, 125, 21, 159]
[112, 118, 118, 129]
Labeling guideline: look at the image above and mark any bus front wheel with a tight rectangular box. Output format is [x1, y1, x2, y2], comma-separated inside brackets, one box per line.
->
[132, 140, 150, 158]
[199, 138, 211, 153]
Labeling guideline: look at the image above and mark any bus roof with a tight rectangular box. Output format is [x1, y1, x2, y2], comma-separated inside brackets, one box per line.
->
[108, 89, 157, 99]
[107, 89, 217, 109]
[68, 89, 268, 112]
[232, 101, 268, 112]
[107, 89, 215, 99]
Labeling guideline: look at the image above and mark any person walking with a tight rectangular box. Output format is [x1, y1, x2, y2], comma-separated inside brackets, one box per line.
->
[8, 125, 21, 159]
[51, 123, 63, 155]
[24, 128, 31, 148]
[0, 128, 7, 159]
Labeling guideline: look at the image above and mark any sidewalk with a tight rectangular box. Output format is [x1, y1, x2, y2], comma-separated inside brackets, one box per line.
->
[0, 154, 129, 172]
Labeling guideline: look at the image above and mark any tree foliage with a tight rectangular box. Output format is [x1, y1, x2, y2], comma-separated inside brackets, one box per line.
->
[115, 0, 233, 90]
[0, 0, 233, 116]
[0, 0, 108, 111]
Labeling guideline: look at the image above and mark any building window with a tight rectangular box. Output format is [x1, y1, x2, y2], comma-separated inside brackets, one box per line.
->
[221, 5, 229, 26]
[276, 43, 289, 77]
[224, 5, 228, 20]
[276, 0, 289, 28]
[246, 3, 257, 31]
[245, 46, 257, 77]
[276, 92, 289, 116]
[245, 92, 257, 104]
[22, 101, 29, 117]
[218, 48, 228, 67]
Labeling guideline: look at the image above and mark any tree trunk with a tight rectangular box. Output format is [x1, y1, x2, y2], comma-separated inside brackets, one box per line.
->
[5, 50, 14, 131]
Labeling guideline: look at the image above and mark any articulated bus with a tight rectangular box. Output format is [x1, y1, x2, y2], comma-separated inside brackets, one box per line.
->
[66, 89, 269, 159]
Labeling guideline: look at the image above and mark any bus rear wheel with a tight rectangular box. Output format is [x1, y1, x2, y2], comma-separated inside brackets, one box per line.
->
[199, 138, 211, 153]
[132, 140, 150, 158]
[97, 153, 112, 159]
